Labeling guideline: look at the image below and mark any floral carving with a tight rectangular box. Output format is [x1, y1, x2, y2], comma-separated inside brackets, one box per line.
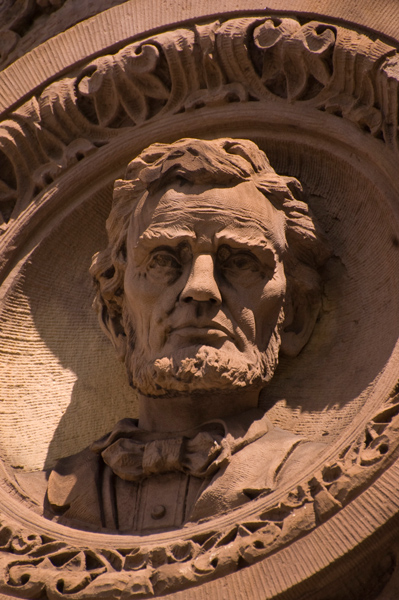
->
[252, 19, 336, 101]
[76, 42, 171, 127]
[0, 14, 399, 597]
[0, 16, 398, 231]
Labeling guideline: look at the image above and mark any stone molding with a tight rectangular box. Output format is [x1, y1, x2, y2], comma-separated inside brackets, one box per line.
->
[1, 9, 399, 600]
[1, 15, 398, 235]
[0, 389, 397, 598]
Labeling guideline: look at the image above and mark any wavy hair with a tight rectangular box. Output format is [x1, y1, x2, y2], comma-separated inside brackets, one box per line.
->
[90, 138, 330, 347]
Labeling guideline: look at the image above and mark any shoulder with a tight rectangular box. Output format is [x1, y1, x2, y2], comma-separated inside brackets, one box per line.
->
[278, 439, 327, 485]
[231, 427, 326, 494]
[46, 446, 103, 528]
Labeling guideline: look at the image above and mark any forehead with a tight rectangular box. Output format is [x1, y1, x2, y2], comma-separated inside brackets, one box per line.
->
[129, 180, 286, 250]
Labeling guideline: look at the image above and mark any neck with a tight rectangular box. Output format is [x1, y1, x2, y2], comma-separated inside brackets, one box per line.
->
[138, 387, 260, 432]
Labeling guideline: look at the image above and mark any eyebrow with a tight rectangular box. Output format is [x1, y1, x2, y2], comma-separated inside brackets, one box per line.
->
[134, 226, 278, 262]
[215, 231, 272, 250]
[135, 228, 196, 248]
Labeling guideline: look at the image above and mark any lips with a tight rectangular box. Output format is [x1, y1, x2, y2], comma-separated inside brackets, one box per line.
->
[170, 320, 235, 340]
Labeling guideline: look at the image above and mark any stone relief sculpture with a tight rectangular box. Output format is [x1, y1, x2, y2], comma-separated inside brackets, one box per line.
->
[1, 6, 399, 599]
[46, 137, 330, 532]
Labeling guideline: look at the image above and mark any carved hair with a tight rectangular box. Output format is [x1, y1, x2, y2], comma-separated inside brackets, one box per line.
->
[90, 138, 330, 349]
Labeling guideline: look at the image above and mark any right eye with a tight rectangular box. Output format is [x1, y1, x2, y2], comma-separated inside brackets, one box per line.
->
[148, 251, 182, 282]
[149, 253, 180, 269]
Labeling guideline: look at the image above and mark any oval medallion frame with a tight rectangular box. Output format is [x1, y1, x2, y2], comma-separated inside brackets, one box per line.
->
[1, 4, 399, 599]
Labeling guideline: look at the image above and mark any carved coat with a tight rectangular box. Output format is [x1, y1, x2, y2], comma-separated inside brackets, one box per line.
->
[46, 409, 324, 533]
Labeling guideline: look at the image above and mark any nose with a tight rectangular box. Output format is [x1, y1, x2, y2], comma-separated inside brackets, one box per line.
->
[180, 254, 222, 305]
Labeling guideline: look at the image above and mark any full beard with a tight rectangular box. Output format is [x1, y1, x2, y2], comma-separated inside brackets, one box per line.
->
[123, 318, 283, 398]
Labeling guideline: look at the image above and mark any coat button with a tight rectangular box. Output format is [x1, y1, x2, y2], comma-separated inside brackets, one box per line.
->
[151, 505, 166, 519]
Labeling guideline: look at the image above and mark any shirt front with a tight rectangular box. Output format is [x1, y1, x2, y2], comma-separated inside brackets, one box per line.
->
[46, 408, 324, 533]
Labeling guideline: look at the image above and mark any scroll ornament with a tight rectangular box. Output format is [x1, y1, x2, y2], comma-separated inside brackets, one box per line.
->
[0, 16, 398, 230]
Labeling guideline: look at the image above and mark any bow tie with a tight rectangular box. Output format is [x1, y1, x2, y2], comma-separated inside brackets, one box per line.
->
[90, 419, 229, 482]
[90, 411, 270, 482]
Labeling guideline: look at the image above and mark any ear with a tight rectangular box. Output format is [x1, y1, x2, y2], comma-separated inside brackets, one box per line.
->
[280, 292, 321, 358]
[98, 305, 127, 362]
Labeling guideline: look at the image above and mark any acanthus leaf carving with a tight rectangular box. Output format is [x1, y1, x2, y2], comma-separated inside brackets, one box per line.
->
[253, 19, 336, 101]
[2, 16, 399, 230]
[185, 21, 248, 109]
[321, 28, 396, 137]
[77, 42, 171, 128]
[0, 15, 399, 597]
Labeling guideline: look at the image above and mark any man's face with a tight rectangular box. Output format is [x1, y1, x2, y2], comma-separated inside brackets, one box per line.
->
[122, 180, 288, 396]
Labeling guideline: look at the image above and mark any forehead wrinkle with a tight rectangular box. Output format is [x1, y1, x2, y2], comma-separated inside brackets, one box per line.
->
[131, 179, 286, 235]
[154, 199, 287, 248]
[151, 204, 277, 225]
[129, 183, 287, 251]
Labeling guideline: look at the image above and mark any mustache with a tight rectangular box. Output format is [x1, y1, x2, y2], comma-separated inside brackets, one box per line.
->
[121, 313, 286, 398]
[165, 304, 240, 341]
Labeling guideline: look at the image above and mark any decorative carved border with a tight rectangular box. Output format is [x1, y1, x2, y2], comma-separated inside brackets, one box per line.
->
[0, 16, 398, 232]
[1, 13, 399, 599]
[0, 391, 397, 598]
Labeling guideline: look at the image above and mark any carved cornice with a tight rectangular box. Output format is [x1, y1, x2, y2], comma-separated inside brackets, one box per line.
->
[0, 16, 397, 231]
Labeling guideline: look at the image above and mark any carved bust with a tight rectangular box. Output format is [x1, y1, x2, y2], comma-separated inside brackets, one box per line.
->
[45, 137, 330, 533]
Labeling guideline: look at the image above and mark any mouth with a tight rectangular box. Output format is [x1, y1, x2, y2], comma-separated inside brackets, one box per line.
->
[169, 321, 235, 341]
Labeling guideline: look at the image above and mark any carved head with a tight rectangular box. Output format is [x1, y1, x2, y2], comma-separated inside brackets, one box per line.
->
[91, 138, 330, 398]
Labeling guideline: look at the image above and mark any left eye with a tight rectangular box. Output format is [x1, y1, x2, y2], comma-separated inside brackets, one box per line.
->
[218, 247, 269, 286]
[221, 251, 261, 273]
[226, 254, 260, 271]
